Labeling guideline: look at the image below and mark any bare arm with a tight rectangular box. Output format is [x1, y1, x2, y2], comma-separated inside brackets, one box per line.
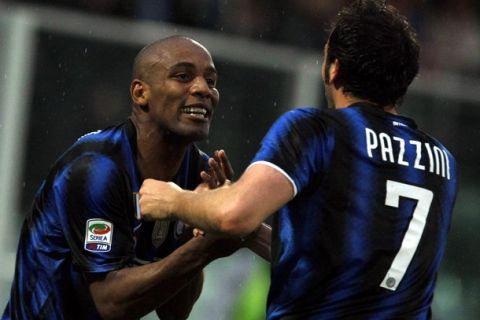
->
[87, 234, 242, 320]
[140, 163, 294, 237]
[155, 272, 204, 320]
[197, 151, 273, 261]
[243, 222, 272, 261]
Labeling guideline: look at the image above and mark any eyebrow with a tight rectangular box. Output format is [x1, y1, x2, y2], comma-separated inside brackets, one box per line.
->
[168, 62, 217, 74]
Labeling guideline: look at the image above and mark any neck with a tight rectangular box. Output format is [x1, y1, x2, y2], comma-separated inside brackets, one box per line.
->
[130, 113, 190, 181]
[332, 91, 399, 115]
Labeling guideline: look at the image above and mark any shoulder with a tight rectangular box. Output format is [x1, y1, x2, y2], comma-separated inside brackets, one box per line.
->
[53, 153, 125, 197]
[76, 122, 126, 145]
[280, 106, 324, 122]
[271, 107, 334, 138]
[52, 123, 128, 176]
[416, 128, 452, 150]
[68, 153, 121, 176]
[53, 124, 129, 185]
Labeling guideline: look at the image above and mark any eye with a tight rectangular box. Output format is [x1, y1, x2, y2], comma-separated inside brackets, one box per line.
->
[174, 73, 192, 82]
[206, 78, 216, 88]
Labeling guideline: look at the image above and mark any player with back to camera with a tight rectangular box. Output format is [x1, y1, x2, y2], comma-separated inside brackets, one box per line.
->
[2, 35, 271, 320]
[139, 1, 458, 319]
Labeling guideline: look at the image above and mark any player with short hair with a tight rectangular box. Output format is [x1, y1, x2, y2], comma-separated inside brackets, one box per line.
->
[2, 36, 269, 320]
[139, 1, 458, 319]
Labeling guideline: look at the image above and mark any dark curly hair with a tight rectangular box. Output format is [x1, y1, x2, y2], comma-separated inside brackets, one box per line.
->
[326, 0, 420, 106]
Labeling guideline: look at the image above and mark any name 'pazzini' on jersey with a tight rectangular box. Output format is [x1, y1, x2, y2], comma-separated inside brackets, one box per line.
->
[365, 127, 451, 180]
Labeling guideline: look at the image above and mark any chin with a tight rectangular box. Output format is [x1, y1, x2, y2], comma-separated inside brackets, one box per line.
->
[170, 123, 210, 143]
[190, 131, 209, 142]
[190, 125, 210, 141]
[181, 128, 210, 143]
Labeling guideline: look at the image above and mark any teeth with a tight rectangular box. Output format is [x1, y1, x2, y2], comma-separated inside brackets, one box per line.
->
[183, 107, 207, 115]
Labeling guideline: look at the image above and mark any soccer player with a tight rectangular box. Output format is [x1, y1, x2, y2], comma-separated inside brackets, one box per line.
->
[2, 36, 269, 320]
[139, 1, 458, 319]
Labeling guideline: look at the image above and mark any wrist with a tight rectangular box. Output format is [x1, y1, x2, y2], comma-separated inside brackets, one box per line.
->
[166, 182, 183, 220]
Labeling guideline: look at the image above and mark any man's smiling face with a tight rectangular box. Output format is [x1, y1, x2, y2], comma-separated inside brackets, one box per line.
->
[140, 38, 219, 142]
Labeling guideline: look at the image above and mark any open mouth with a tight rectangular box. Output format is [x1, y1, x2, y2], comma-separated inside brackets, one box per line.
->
[181, 105, 210, 120]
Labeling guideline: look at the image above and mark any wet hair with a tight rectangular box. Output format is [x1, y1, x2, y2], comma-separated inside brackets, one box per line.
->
[326, 0, 420, 106]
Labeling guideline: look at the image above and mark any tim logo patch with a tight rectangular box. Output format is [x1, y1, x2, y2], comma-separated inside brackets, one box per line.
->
[84, 219, 113, 252]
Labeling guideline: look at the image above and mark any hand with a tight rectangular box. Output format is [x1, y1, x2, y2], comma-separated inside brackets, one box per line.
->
[192, 228, 205, 237]
[191, 232, 244, 260]
[199, 150, 234, 189]
[139, 179, 181, 221]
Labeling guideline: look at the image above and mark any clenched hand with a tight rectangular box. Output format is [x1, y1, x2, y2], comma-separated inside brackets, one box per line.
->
[139, 179, 181, 221]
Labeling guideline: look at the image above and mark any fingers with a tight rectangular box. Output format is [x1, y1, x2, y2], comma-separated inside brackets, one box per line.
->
[208, 157, 226, 185]
[198, 150, 235, 191]
[205, 150, 235, 187]
[200, 170, 217, 189]
[193, 228, 205, 237]
[215, 150, 235, 180]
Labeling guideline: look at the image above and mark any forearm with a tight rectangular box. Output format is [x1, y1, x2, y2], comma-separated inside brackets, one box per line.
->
[244, 222, 272, 262]
[176, 192, 272, 261]
[140, 166, 292, 237]
[88, 238, 213, 319]
[155, 272, 204, 320]
[175, 187, 230, 234]
[174, 185, 261, 237]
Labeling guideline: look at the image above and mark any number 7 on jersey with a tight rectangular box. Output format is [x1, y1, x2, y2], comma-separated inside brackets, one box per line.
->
[380, 180, 434, 291]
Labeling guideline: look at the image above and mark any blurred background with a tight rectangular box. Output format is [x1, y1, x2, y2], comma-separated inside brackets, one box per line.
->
[0, 0, 479, 319]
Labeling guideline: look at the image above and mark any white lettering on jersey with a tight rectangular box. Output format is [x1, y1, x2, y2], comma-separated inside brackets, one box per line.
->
[366, 128, 378, 158]
[409, 140, 425, 170]
[364, 127, 450, 180]
[379, 133, 394, 163]
[393, 137, 408, 166]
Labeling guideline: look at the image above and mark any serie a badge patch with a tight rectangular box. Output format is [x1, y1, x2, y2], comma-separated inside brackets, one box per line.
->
[84, 219, 113, 252]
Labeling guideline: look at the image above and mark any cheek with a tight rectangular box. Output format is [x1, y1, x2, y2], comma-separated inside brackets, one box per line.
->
[211, 89, 220, 107]
[152, 88, 181, 107]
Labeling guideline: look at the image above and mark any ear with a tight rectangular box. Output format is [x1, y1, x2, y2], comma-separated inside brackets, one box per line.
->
[328, 58, 340, 85]
[130, 79, 149, 107]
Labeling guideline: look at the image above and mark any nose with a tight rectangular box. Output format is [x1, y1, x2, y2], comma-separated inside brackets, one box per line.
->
[190, 76, 212, 99]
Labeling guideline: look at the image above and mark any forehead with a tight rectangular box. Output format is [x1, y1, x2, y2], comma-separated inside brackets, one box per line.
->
[153, 40, 215, 70]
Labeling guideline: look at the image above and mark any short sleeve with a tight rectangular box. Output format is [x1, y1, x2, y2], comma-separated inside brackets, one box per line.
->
[53, 154, 135, 273]
[250, 108, 335, 196]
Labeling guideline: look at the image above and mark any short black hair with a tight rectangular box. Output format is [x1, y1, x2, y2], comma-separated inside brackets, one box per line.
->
[326, 0, 420, 106]
[132, 35, 192, 81]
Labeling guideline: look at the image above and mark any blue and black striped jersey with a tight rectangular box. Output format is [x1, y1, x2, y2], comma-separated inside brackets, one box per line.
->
[2, 119, 208, 320]
[251, 103, 457, 320]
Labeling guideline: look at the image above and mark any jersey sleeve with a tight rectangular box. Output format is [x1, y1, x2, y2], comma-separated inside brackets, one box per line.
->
[250, 108, 334, 196]
[53, 153, 135, 273]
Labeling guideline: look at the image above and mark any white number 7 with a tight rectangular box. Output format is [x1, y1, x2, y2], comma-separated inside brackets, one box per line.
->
[380, 180, 434, 291]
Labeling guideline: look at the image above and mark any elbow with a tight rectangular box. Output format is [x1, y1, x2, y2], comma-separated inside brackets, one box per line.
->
[88, 271, 143, 320]
[92, 293, 137, 320]
[214, 203, 259, 237]
[95, 302, 127, 320]
[96, 302, 143, 320]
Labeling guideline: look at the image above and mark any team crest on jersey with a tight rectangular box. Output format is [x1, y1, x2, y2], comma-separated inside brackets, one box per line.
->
[174, 221, 185, 240]
[152, 221, 170, 248]
[84, 219, 113, 252]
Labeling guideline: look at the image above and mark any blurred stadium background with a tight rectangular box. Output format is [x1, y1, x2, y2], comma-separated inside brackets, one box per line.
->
[0, 0, 479, 319]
